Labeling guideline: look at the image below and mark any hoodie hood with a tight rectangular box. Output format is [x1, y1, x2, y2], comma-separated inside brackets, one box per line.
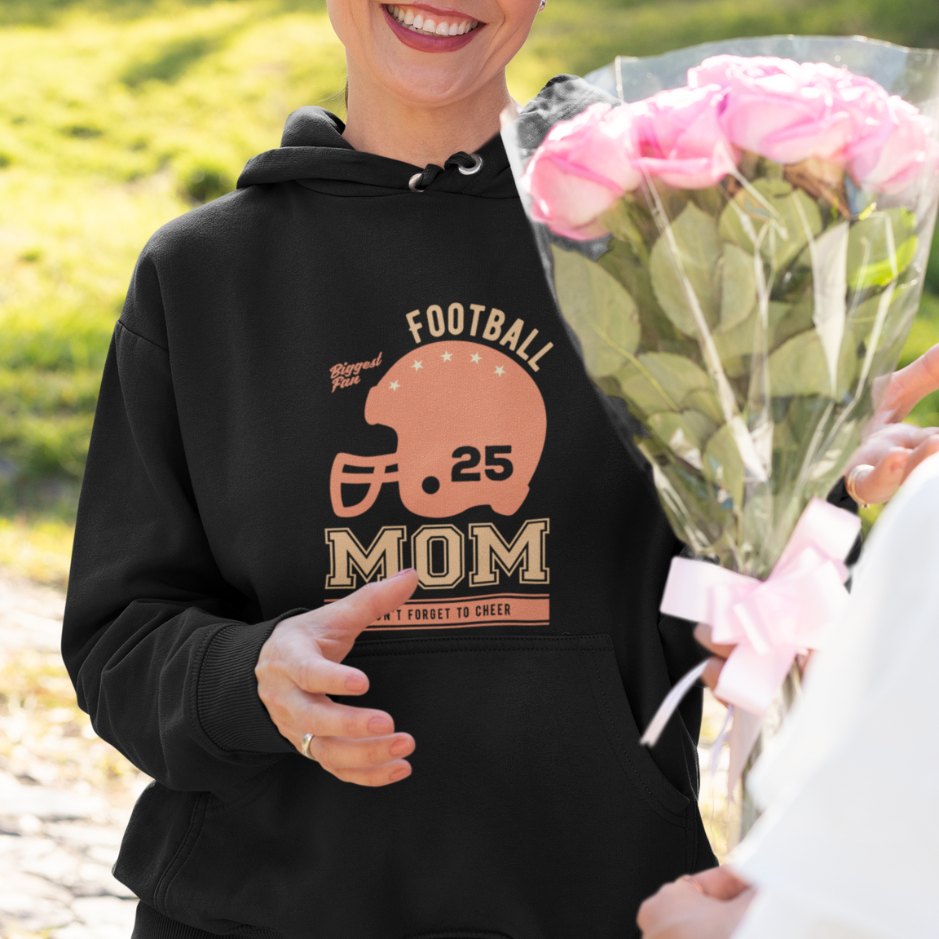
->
[237, 75, 618, 198]
[237, 103, 517, 197]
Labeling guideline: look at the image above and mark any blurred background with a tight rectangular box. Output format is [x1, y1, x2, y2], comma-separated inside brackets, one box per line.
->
[0, 1, 937, 936]
[1, 0, 939, 582]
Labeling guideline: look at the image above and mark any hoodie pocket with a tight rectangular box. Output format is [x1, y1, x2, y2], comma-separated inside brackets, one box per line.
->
[163, 634, 697, 939]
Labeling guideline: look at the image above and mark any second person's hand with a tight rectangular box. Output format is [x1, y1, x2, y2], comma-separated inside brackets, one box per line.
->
[846, 343, 939, 506]
[256, 568, 420, 787]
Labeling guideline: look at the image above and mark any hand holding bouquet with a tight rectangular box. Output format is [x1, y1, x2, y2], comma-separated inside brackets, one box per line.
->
[504, 38, 939, 803]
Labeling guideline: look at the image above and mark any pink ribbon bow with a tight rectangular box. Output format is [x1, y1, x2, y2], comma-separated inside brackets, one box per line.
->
[662, 498, 860, 715]
[642, 499, 860, 787]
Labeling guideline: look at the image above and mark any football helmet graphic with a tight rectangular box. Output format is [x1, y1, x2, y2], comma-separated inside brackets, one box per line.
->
[330, 341, 547, 518]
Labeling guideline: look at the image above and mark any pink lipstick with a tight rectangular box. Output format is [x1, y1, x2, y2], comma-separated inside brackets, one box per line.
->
[382, 4, 484, 53]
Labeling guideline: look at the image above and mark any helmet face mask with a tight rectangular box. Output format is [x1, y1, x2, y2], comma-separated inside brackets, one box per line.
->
[330, 341, 547, 519]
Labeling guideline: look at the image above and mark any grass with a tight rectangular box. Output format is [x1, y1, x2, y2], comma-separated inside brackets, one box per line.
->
[0, 517, 73, 586]
[0, 0, 938, 583]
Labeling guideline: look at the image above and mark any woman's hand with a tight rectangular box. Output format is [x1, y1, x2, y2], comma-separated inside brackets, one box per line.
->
[256, 569, 419, 787]
[637, 867, 755, 939]
[846, 343, 939, 506]
[693, 623, 734, 699]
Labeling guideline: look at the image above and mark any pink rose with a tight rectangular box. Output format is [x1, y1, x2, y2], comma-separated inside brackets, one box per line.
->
[691, 56, 863, 165]
[845, 94, 935, 194]
[524, 102, 642, 240]
[629, 84, 740, 189]
[691, 55, 936, 192]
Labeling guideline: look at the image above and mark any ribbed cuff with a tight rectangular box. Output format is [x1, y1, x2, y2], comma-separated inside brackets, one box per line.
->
[133, 902, 284, 939]
[196, 609, 307, 754]
[827, 478, 863, 566]
[827, 477, 858, 515]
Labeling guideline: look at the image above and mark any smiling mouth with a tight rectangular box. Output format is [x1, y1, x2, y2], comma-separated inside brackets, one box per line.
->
[383, 4, 483, 37]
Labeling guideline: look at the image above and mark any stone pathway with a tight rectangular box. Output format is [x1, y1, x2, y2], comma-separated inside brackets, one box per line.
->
[0, 569, 148, 939]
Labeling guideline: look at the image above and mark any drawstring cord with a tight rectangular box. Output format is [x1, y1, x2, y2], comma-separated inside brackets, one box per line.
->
[409, 151, 484, 192]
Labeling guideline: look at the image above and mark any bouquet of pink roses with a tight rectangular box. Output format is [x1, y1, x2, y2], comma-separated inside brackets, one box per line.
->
[503, 36, 939, 804]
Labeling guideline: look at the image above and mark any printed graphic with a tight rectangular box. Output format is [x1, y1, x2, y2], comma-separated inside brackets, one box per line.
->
[325, 592, 550, 630]
[324, 519, 550, 590]
[371, 594, 549, 630]
[330, 341, 547, 518]
[330, 352, 383, 393]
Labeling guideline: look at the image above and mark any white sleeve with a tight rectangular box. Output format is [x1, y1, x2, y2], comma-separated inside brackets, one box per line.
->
[728, 453, 939, 939]
[734, 890, 882, 939]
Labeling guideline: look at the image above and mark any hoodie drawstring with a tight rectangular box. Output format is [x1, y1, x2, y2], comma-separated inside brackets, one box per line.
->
[408, 151, 484, 192]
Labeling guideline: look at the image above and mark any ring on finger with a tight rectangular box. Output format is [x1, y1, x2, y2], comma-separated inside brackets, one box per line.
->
[845, 463, 874, 509]
[301, 733, 315, 759]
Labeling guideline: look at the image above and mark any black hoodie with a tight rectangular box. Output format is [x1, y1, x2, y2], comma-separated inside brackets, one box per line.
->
[63, 77, 718, 939]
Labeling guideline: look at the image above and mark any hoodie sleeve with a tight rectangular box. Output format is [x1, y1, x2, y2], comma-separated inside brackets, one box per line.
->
[62, 255, 300, 793]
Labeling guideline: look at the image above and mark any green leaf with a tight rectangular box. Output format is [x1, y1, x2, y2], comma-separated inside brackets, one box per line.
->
[768, 329, 830, 397]
[690, 186, 726, 217]
[648, 409, 718, 469]
[551, 245, 640, 376]
[702, 422, 745, 508]
[639, 352, 712, 399]
[650, 202, 722, 335]
[719, 179, 822, 271]
[682, 388, 724, 423]
[636, 436, 740, 566]
[599, 240, 682, 344]
[846, 208, 918, 291]
[713, 308, 757, 378]
[600, 198, 651, 264]
[615, 352, 711, 417]
[719, 243, 758, 332]
[770, 296, 814, 348]
[837, 282, 919, 392]
[719, 178, 788, 249]
[617, 366, 676, 416]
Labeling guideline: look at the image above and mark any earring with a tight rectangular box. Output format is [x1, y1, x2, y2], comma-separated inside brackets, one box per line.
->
[539, 0, 546, 8]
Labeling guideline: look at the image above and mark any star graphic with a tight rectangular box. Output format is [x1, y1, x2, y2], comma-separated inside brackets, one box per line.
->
[441, 351, 453, 362]
[412, 360, 423, 371]
[389, 381, 400, 391]
[494, 365, 506, 377]
[470, 353, 482, 364]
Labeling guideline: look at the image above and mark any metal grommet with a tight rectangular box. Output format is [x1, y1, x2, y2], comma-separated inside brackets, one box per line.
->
[457, 153, 484, 176]
[408, 173, 426, 192]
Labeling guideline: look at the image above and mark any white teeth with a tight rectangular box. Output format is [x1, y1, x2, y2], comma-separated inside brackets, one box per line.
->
[389, 6, 481, 37]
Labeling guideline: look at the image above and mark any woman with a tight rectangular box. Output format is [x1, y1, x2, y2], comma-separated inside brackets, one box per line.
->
[637, 444, 939, 939]
[61, 3, 939, 937]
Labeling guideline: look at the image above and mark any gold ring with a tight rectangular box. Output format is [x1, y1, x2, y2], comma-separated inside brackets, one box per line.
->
[845, 464, 874, 509]
[301, 733, 315, 759]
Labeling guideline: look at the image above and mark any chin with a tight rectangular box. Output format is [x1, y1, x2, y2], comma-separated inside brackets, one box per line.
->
[382, 63, 484, 108]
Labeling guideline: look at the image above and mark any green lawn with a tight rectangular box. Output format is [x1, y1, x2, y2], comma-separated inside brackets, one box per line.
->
[1, 0, 938, 580]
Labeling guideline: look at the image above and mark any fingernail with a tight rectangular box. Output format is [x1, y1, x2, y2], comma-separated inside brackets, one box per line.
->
[389, 568, 416, 580]
[390, 765, 411, 783]
[390, 737, 411, 756]
[368, 716, 392, 733]
[345, 674, 368, 693]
